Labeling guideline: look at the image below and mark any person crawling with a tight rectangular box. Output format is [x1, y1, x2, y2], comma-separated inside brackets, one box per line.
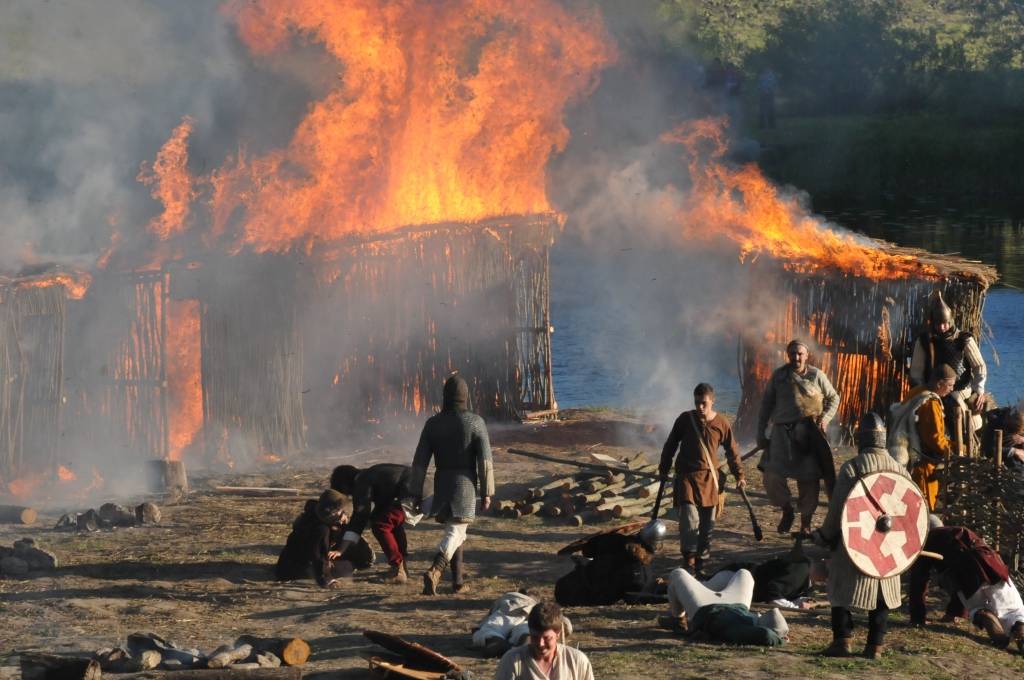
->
[275, 489, 374, 587]
[554, 523, 657, 606]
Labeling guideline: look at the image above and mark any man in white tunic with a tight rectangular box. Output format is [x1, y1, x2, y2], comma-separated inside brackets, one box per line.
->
[494, 601, 593, 680]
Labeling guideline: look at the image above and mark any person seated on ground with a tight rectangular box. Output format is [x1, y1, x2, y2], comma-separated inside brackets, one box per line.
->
[660, 567, 787, 646]
[494, 601, 593, 680]
[812, 412, 909, 660]
[554, 523, 657, 606]
[980, 406, 1024, 464]
[715, 541, 827, 610]
[275, 490, 374, 587]
[909, 517, 1024, 652]
[329, 463, 413, 584]
[472, 592, 574, 659]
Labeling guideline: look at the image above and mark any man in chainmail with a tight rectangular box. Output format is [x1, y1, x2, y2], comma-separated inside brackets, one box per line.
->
[910, 290, 987, 444]
[757, 339, 839, 535]
[410, 373, 495, 595]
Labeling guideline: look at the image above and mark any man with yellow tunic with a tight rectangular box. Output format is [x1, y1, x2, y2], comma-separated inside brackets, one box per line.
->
[887, 364, 957, 510]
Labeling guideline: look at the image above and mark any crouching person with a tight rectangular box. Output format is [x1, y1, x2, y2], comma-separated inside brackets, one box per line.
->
[661, 567, 787, 645]
[811, 413, 910, 659]
[275, 490, 374, 588]
[494, 601, 593, 680]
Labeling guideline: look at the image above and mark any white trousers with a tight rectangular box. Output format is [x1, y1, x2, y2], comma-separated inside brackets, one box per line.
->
[964, 580, 1024, 633]
[437, 521, 469, 560]
[667, 567, 755, 620]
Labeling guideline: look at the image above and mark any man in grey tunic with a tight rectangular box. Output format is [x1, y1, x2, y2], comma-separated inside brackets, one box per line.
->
[410, 373, 495, 595]
[757, 339, 839, 535]
[811, 413, 906, 660]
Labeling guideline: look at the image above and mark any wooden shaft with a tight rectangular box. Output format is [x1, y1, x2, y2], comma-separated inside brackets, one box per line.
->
[504, 448, 662, 481]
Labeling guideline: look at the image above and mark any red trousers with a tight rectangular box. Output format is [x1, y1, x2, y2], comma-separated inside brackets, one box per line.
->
[371, 505, 407, 567]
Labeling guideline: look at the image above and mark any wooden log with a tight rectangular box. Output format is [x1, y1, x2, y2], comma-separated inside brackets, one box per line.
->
[573, 491, 604, 508]
[494, 500, 517, 516]
[0, 504, 37, 525]
[614, 503, 655, 519]
[234, 637, 309, 667]
[611, 497, 656, 516]
[20, 654, 101, 680]
[207, 644, 252, 669]
[637, 481, 663, 499]
[512, 501, 543, 518]
[212, 487, 301, 497]
[581, 473, 624, 494]
[104, 669, 302, 680]
[147, 459, 189, 494]
[570, 510, 605, 527]
[593, 496, 628, 512]
[529, 477, 575, 499]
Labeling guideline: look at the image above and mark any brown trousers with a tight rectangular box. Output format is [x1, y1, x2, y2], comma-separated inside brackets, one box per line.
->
[763, 470, 819, 521]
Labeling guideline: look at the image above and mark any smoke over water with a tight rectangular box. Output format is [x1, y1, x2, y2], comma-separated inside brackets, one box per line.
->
[0, 1, 910, 502]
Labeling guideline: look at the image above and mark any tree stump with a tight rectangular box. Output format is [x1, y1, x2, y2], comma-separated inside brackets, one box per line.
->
[148, 459, 189, 495]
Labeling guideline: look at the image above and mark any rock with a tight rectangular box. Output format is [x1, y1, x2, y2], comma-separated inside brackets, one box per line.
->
[99, 503, 137, 527]
[0, 555, 29, 577]
[135, 502, 161, 524]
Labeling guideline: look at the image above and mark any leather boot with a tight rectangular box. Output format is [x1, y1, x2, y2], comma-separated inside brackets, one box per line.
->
[422, 552, 449, 596]
[777, 506, 795, 534]
[451, 546, 468, 594]
[974, 609, 1010, 648]
[693, 557, 706, 581]
[863, 643, 885, 660]
[384, 561, 407, 585]
[683, 553, 697, 576]
[821, 637, 853, 657]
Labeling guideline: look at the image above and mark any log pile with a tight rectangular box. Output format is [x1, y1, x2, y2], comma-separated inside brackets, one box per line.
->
[0, 537, 58, 577]
[19, 634, 310, 680]
[55, 502, 161, 533]
[495, 452, 660, 526]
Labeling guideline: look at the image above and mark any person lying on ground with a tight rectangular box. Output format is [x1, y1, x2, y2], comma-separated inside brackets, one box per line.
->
[494, 601, 593, 680]
[909, 517, 1024, 652]
[554, 523, 657, 606]
[472, 592, 574, 659]
[660, 567, 788, 646]
[330, 462, 413, 584]
[274, 490, 374, 587]
[714, 542, 828, 610]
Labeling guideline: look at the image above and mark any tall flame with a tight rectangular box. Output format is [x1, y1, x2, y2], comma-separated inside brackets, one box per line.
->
[665, 118, 936, 280]
[185, 0, 614, 252]
[166, 299, 203, 461]
[138, 116, 197, 242]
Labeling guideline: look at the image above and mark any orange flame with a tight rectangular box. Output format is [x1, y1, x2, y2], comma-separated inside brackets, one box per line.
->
[138, 116, 197, 242]
[166, 299, 203, 461]
[57, 465, 77, 482]
[664, 118, 937, 280]
[8, 271, 93, 300]
[135, 0, 615, 254]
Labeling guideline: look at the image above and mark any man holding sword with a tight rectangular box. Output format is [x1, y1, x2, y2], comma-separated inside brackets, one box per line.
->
[659, 382, 746, 576]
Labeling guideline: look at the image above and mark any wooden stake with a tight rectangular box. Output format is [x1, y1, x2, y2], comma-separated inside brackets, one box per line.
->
[147, 459, 189, 495]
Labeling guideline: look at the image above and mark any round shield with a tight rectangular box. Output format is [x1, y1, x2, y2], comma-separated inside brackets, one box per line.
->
[840, 470, 929, 578]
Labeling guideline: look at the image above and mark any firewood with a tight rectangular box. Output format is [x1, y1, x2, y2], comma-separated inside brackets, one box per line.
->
[20, 653, 101, 680]
[615, 503, 655, 519]
[207, 644, 252, 669]
[529, 477, 575, 499]
[148, 459, 189, 494]
[570, 510, 606, 527]
[612, 497, 657, 517]
[233, 637, 310, 667]
[581, 473, 624, 494]
[573, 491, 603, 508]
[104, 669, 302, 680]
[126, 633, 201, 668]
[0, 504, 37, 525]
[593, 496, 628, 512]
[512, 501, 543, 518]
[212, 487, 301, 497]
[637, 481, 663, 499]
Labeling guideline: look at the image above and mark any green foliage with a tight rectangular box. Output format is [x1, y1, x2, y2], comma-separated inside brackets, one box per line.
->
[653, 0, 1024, 115]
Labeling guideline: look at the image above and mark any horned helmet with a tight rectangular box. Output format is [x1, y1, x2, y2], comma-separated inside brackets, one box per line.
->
[926, 290, 954, 334]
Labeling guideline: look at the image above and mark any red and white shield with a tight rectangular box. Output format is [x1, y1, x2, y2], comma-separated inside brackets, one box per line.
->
[840, 470, 929, 578]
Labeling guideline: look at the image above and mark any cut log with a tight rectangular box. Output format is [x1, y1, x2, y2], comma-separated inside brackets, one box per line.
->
[615, 503, 655, 519]
[637, 481, 663, 499]
[581, 474, 624, 494]
[147, 459, 189, 495]
[207, 644, 252, 669]
[234, 637, 310, 667]
[0, 504, 37, 525]
[104, 669, 302, 680]
[529, 477, 575, 499]
[20, 654, 101, 680]
[571, 510, 606, 527]
[512, 501, 543, 518]
[212, 487, 300, 497]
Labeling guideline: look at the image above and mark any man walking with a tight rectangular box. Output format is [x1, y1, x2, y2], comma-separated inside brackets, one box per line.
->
[757, 340, 839, 534]
[659, 382, 745, 575]
[410, 373, 495, 595]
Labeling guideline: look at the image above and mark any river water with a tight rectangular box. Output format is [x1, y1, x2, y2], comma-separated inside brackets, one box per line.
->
[551, 208, 1024, 413]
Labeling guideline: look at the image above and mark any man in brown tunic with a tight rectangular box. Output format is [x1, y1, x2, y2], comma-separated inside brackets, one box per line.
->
[659, 383, 745, 575]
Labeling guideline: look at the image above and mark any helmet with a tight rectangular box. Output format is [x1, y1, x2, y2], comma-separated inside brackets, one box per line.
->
[926, 290, 954, 332]
[638, 519, 667, 551]
[316, 489, 347, 523]
[855, 412, 887, 451]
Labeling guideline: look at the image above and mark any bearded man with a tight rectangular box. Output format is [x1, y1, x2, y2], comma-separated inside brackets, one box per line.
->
[757, 339, 839, 534]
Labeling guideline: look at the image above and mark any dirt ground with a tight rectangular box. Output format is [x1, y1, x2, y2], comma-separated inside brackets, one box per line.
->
[2, 409, 1023, 679]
